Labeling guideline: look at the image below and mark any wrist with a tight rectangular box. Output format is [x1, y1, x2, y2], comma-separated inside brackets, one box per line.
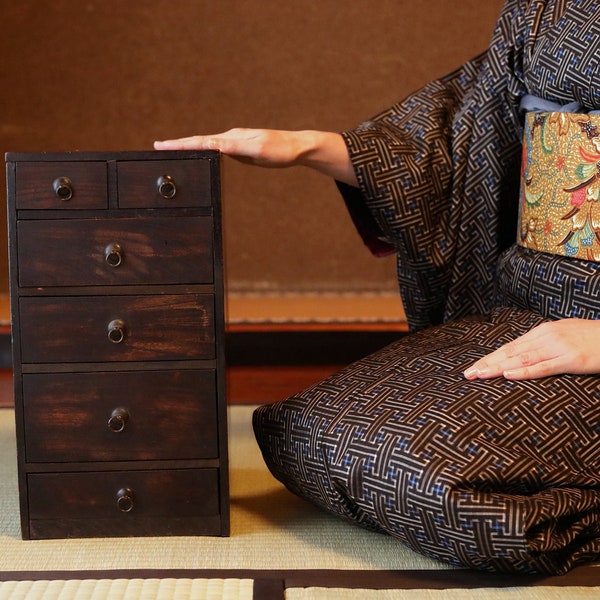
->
[294, 130, 357, 186]
[293, 130, 328, 166]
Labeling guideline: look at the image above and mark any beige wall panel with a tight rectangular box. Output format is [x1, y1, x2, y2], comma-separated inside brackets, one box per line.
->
[0, 0, 504, 296]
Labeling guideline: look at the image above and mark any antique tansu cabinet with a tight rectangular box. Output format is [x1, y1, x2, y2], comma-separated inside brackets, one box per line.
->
[5, 150, 229, 539]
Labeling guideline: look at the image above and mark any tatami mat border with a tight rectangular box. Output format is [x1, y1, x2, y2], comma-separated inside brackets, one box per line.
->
[0, 567, 597, 598]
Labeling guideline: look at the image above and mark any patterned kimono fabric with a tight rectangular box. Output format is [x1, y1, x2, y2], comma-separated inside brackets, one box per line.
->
[253, 0, 600, 574]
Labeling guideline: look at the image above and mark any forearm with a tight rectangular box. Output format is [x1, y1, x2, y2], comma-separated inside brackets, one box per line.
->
[293, 130, 358, 187]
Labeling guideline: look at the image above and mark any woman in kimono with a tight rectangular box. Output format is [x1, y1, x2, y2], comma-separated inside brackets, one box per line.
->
[155, 0, 600, 574]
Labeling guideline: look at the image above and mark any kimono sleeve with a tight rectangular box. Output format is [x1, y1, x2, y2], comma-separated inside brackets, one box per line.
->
[337, 0, 529, 329]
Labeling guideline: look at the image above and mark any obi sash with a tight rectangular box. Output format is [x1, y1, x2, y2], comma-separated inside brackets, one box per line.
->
[518, 111, 600, 262]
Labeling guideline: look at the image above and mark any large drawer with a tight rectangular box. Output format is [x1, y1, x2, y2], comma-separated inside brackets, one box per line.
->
[17, 216, 214, 287]
[16, 162, 108, 210]
[117, 159, 212, 208]
[19, 294, 215, 363]
[23, 370, 219, 463]
[28, 468, 222, 538]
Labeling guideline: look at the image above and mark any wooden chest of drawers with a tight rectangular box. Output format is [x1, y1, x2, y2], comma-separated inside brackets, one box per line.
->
[5, 150, 229, 539]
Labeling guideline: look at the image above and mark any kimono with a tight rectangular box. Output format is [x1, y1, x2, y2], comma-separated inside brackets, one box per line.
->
[253, 0, 600, 574]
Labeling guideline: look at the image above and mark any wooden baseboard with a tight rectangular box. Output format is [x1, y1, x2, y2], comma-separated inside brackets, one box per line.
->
[0, 327, 405, 369]
[0, 365, 344, 408]
[227, 364, 343, 405]
[0, 327, 10, 371]
[0, 328, 405, 407]
[225, 328, 404, 366]
[0, 291, 408, 405]
[0, 369, 12, 408]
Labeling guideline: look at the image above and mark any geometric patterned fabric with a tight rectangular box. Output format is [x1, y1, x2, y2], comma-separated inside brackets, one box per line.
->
[254, 307, 600, 574]
[339, 0, 600, 332]
[496, 245, 600, 319]
[253, 0, 600, 574]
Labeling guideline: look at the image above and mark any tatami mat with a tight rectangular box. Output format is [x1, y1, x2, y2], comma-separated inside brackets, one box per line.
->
[0, 577, 253, 600]
[226, 292, 407, 326]
[0, 406, 597, 599]
[0, 406, 443, 572]
[0, 581, 596, 600]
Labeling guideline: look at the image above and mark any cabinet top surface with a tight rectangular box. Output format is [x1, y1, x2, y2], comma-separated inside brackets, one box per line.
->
[5, 150, 220, 162]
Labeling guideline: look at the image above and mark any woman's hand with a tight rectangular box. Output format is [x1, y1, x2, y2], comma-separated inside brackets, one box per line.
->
[154, 128, 358, 186]
[463, 318, 600, 380]
[155, 128, 307, 167]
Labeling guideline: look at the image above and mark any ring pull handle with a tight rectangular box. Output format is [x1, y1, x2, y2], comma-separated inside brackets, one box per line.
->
[104, 243, 124, 268]
[107, 319, 127, 344]
[108, 407, 129, 433]
[157, 174, 177, 199]
[52, 177, 74, 201]
[116, 487, 135, 513]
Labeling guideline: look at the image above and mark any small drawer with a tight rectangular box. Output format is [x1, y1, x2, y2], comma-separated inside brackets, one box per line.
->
[28, 468, 222, 538]
[19, 294, 215, 363]
[23, 370, 219, 463]
[117, 159, 212, 208]
[17, 216, 214, 287]
[16, 162, 107, 210]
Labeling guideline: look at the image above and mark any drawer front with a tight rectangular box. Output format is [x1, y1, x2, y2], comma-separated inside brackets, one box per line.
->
[16, 162, 107, 210]
[17, 216, 214, 287]
[28, 469, 222, 538]
[19, 294, 215, 363]
[23, 370, 218, 462]
[117, 159, 212, 208]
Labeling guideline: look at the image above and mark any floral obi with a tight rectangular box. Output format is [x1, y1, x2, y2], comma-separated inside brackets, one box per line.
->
[518, 111, 600, 261]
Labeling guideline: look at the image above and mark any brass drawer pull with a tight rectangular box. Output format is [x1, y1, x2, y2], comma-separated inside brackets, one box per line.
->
[107, 319, 127, 344]
[107, 407, 129, 433]
[157, 174, 177, 199]
[116, 487, 135, 513]
[104, 242, 124, 267]
[52, 177, 74, 201]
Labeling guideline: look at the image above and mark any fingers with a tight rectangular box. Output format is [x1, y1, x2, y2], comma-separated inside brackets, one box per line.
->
[153, 129, 266, 161]
[463, 325, 558, 380]
[462, 319, 600, 381]
[464, 351, 562, 380]
[501, 356, 565, 380]
[153, 135, 218, 151]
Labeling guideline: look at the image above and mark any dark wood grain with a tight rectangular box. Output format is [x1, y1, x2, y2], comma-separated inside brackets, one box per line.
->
[7, 151, 229, 540]
[15, 162, 108, 210]
[23, 370, 218, 462]
[28, 469, 221, 538]
[19, 294, 215, 363]
[117, 159, 212, 208]
[17, 216, 214, 287]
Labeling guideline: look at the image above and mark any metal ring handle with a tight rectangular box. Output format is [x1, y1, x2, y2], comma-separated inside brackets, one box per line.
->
[116, 487, 135, 513]
[52, 177, 74, 201]
[157, 174, 177, 199]
[108, 407, 129, 433]
[104, 243, 124, 268]
[107, 319, 127, 344]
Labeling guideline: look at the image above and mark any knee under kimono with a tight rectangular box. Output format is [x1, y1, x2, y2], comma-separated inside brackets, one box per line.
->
[253, 306, 600, 574]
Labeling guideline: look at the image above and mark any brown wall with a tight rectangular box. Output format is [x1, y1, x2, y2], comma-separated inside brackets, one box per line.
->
[0, 0, 504, 297]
